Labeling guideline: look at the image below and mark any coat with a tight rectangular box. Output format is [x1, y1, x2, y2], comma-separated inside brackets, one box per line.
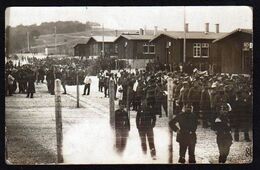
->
[26, 72, 36, 93]
[169, 111, 198, 144]
[115, 109, 130, 132]
[136, 106, 156, 130]
[212, 115, 232, 146]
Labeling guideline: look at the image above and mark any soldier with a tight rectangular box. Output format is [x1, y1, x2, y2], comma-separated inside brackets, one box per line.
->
[200, 82, 211, 128]
[169, 103, 197, 164]
[6, 70, 15, 96]
[232, 90, 251, 142]
[98, 71, 104, 92]
[212, 104, 233, 163]
[26, 69, 36, 98]
[115, 103, 130, 154]
[178, 81, 190, 111]
[136, 101, 157, 160]
[46, 67, 55, 95]
[83, 73, 92, 95]
[188, 80, 201, 116]
[61, 69, 68, 94]
[104, 76, 110, 98]
[38, 66, 45, 83]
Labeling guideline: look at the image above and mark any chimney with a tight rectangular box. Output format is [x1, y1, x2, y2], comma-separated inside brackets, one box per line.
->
[154, 26, 158, 35]
[164, 28, 167, 32]
[185, 23, 189, 32]
[144, 26, 147, 35]
[215, 24, 219, 33]
[115, 30, 118, 37]
[139, 28, 144, 35]
[205, 23, 209, 33]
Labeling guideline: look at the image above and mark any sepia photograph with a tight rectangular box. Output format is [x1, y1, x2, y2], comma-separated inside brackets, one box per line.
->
[5, 6, 253, 164]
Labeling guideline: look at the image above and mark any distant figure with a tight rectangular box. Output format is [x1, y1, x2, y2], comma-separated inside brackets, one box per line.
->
[115, 103, 130, 154]
[169, 104, 197, 164]
[136, 101, 157, 160]
[83, 74, 92, 95]
[26, 69, 36, 98]
[61, 69, 68, 94]
[6, 71, 15, 96]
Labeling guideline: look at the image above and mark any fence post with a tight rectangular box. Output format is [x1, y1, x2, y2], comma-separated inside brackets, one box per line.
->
[109, 80, 115, 128]
[167, 78, 174, 163]
[126, 86, 130, 119]
[55, 79, 64, 163]
[76, 71, 79, 108]
[5, 127, 9, 164]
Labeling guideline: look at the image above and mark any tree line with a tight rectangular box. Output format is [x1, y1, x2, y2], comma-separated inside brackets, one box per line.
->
[5, 21, 100, 55]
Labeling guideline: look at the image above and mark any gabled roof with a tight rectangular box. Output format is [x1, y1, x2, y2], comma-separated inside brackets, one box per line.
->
[213, 28, 253, 43]
[114, 34, 155, 42]
[90, 36, 117, 43]
[73, 43, 87, 48]
[150, 31, 228, 42]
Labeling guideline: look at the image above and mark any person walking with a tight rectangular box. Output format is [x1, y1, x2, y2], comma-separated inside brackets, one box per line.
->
[136, 101, 157, 160]
[26, 69, 36, 98]
[115, 103, 130, 154]
[83, 74, 92, 95]
[212, 104, 233, 163]
[61, 69, 68, 94]
[169, 103, 198, 164]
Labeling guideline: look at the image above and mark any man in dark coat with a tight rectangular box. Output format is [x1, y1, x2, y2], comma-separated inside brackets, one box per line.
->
[61, 69, 68, 94]
[232, 90, 252, 142]
[200, 83, 211, 128]
[46, 68, 55, 95]
[115, 103, 130, 154]
[212, 103, 233, 163]
[169, 103, 198, 164]
[26, 69, 36, 98]
[38, 66, 45, 83]
[136, 101, 157, 159]
[188, 80, 201, 116]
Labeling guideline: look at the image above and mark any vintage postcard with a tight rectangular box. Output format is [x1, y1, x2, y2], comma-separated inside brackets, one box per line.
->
[5, 6, 253, 164]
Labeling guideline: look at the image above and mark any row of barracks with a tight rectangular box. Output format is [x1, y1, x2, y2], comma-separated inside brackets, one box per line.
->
[74, 23, 252, 74]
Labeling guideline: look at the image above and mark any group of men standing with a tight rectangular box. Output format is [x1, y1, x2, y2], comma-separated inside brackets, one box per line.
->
[5, 61, 37, 98]
[105, 66, 252, 163]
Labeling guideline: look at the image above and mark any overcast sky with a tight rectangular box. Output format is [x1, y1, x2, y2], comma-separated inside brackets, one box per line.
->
[5, 6, 252, 32]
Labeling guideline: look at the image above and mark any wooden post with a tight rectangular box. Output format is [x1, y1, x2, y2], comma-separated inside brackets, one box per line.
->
[5, 127, 8, 163]
[55, 79, 64, 163]
[167, 78, 174, 163]
[76, 71, 79, 108]
[109, 80, 115, 128]
[126, 86, 130, 119]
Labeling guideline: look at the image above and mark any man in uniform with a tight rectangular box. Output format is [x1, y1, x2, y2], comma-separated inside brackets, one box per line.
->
[136, 101, 157, 160]
[169, 103, 198, 164]
[212, 104, 233, 163]
[61, 69, 68, 94]
[115, 103, 130, 154]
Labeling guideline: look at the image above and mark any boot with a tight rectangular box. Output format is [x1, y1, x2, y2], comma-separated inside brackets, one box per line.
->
[178, 157, 185, 164]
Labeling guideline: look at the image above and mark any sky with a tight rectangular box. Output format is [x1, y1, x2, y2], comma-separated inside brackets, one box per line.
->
[5, 6, 253, 32]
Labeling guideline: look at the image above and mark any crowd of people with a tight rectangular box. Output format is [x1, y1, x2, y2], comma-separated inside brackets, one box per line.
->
[6, 57, 252, 163]
[98, 64, 252, 163]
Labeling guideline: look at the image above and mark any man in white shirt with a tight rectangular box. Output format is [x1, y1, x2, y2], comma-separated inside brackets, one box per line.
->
[83, 74, 92, 95]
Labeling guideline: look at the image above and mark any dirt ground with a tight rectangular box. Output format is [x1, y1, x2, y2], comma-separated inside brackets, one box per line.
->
[5, 76, 253, 164]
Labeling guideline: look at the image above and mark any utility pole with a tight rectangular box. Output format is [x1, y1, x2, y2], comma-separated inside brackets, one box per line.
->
[167, 78, 174, 163]
[54, 26, 57, 54]
[183, 6, 186, 63]
[102, 24, 105, 58]
[109, 80, 115, 128]
[27, 32, 30, 52]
